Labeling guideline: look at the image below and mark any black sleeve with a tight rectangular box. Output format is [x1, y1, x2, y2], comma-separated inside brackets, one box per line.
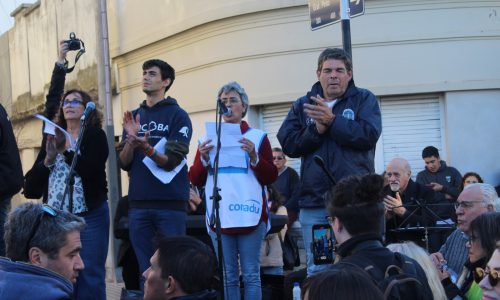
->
[45, 64, 66, 120]
[285, 168, 301, 212]
[441, 277, 461, 300]
[23, 136, 50, 200]
[63, 127, 109, 181]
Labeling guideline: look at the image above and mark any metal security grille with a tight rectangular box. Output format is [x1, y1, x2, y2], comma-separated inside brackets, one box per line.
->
[260, 103, 301, 173]
[379, 95, 443, 177]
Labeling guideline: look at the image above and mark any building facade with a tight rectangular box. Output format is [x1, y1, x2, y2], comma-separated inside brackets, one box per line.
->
[1, 0, 500, 201]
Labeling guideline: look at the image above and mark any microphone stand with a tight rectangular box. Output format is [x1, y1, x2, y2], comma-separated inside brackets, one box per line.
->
[209, 99, 226, 300]
[392, 200, 455, 251]
[60, 115, 90, 212]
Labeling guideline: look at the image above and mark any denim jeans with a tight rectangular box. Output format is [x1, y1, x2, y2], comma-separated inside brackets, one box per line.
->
[210, 222, 266, 300]
[129, 208, 186, 289]
[0, 197, 11, 256]
[74, 201, 110, 300]
[300, 207, 331, 276]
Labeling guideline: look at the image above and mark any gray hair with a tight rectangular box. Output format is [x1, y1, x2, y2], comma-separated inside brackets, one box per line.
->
[387, 157, 412, 176]
[217, 81, 249, 118]
[464, 183, 500, 212]
[4, 202, 86, 262]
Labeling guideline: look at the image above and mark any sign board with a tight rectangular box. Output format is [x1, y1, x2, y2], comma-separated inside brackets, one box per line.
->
[309, 0, 365, 30]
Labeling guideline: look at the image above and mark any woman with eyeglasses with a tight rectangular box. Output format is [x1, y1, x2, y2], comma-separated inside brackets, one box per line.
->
[439, 212, 500, 300]
[23, 40, 109, 300]
[189, 81, 277, 300]
[479, 240, 500, 299]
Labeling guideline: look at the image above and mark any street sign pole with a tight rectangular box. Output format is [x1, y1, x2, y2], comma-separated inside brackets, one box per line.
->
[340, 0, 352, 58]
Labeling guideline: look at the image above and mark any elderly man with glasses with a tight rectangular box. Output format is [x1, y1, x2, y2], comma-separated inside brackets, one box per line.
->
[383, 157, 436, 250]
[0, 202, 86, 298]
[430, 183, 500, 276]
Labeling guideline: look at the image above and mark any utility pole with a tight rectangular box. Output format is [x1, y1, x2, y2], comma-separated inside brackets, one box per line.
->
[96, 0, 120, 283]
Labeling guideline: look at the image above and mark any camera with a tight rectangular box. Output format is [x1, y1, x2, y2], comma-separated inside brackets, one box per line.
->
[64, 32, 82, 51]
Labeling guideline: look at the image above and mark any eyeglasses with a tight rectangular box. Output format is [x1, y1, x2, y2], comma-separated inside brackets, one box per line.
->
[62, 98, 84, 107]
[474, 267, 499, 286]
[220, 98, 241, 106]
[385, 172, 402, 179]
[454, 200, 485, 210]
[25, 205, 58, 255]
[273, 156, 284, 161]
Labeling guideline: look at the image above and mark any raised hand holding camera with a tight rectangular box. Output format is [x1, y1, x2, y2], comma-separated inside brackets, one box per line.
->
[60, 32, 85, 73]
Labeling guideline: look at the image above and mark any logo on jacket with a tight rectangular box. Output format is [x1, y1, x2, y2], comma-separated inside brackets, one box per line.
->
[446, 176, 451, 183]
[140, 121, 169, 133]
[342, 108, 355, 120]
[228, 199, 261, 214]
[179, 126, 189, 138]
[306, 117, 315, 126]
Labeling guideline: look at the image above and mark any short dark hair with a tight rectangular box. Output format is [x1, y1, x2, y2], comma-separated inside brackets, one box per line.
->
[327, 174, 385, 236]
[157, 236, 216, 294]
[142, 59, 176, 93]
[302, 267, 384, 300]
[470, 212, 500, 261]
[317, 48, 353, 72]
[422, 146, 439, 159]
[4, 203, 86, 262]
[272, 147, 283, 153]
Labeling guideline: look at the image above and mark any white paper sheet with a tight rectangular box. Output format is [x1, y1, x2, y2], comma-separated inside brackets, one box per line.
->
[34, 114, 76, 147]
[202, 122, 247, 168]
[142, 137, 186, 184]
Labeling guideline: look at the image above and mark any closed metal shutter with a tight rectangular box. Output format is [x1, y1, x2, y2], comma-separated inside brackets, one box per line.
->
[379, 95, 444, 177]
[260, 103, 301, 173]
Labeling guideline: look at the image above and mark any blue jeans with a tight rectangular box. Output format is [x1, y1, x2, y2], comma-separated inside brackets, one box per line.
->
[300, 208, 331, 276]
[210, 223, 266, 300]
[0, 197, 11, 256]
[129, 208, 186, 289]
[74, 201, 110, 300]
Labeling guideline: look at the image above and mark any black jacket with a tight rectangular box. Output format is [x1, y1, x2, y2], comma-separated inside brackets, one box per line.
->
[277, 80, 382, 208]
[0, 104, 23, 199]
[334, 233, 433, 300]
[385, 179, 436, 244]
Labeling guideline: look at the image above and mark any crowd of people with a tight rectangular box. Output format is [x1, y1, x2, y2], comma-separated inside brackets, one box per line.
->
[0, 43, 500, 300]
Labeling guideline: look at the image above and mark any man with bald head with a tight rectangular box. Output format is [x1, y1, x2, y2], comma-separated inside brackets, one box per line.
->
[383, 157, 436, 248]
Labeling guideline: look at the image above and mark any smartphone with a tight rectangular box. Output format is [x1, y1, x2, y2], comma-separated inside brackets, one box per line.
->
[312, 224, 335, 265]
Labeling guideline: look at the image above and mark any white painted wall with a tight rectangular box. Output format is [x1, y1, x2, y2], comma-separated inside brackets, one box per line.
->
[444, 90, 500, 185]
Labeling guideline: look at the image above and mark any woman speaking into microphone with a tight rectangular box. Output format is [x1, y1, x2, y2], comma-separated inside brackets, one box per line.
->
[189, 81, 277, 300]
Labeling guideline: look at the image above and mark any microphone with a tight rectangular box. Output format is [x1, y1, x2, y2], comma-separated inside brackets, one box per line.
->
[217, 99, 232, 117]
[80, 102, 96, 121]
[314, 155, 336, 185]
